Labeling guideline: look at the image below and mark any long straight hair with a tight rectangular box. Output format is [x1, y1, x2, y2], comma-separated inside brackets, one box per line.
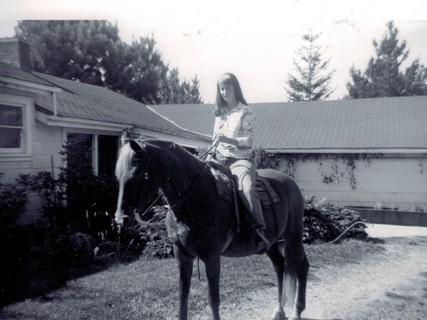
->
[214, 73, 248, 117]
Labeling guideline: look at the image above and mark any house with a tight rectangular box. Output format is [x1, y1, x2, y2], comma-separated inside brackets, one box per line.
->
[0, 38, 209, 223]
[148, 97, 427, 215]
[2, 37, 426, 225]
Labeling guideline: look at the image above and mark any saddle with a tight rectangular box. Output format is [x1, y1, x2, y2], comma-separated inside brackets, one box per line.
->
[208, 161, 280, 238]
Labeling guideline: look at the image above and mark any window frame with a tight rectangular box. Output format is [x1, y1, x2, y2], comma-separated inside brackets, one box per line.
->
[63, 129, 120, 176]
[0, 94, 32, 157]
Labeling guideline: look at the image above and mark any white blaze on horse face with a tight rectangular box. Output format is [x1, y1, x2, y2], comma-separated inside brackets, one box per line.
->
[114, 143, 136, 225]
[115, 178, 128, 225]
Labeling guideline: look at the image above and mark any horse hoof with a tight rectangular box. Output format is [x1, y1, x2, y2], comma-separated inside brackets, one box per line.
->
[271, 307, 286, 320]
[288, 311, 301, 320]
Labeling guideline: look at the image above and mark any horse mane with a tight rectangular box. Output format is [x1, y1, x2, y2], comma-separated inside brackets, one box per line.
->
[143, 139, 203, 167]
[115, 139, 203, 183]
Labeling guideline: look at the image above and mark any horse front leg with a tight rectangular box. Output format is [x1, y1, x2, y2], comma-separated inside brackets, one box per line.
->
[204, 254, 221, 320]
[175, 246, 195, 320]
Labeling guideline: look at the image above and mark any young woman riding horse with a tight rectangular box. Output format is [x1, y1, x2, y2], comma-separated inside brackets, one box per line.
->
[207, 73, 269, 253]
[115, 131, 309, 320]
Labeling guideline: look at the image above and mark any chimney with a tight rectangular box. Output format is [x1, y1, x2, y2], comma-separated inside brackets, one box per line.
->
[0, 38, 32, 71]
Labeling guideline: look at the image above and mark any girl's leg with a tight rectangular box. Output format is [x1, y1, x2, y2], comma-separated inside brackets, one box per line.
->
[230, 160, 269, 252]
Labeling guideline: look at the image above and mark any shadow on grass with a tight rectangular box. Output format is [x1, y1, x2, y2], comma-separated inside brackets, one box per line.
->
[365, 237, 386, 244]
[0, 225, 142, 309]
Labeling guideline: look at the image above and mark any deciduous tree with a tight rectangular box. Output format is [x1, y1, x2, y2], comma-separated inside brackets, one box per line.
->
[15, 20, 203, 104]
[16, 20, 121, 86]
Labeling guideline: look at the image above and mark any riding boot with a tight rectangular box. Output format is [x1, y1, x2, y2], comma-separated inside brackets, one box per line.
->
[249, 189, 270, 253]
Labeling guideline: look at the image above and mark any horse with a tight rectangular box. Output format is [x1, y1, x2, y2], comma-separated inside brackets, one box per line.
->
[114, 132, 309, 320]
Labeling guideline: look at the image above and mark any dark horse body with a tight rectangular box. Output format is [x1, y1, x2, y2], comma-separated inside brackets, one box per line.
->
[115, 136, 309, 320]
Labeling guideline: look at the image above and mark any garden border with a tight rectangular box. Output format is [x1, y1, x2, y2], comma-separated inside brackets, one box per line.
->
[353, 207, 427, 227]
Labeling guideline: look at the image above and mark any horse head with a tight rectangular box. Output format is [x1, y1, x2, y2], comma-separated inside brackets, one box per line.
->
[114, 131, 160, 225]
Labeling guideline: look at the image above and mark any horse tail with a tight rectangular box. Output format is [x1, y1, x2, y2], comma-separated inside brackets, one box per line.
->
[283, 248, 297, 307]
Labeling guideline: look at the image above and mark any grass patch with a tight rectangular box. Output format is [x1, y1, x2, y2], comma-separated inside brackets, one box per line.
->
[0, 239, 386, 319]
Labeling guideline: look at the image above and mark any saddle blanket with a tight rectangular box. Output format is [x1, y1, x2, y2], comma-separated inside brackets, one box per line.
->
[210, 167, 280, 207]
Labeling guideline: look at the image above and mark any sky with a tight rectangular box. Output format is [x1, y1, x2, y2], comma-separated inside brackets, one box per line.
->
[0, 0, 426, 103]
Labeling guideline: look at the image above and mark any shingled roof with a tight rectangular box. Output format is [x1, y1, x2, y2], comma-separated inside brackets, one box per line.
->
[0, 61, 56, 88]
[0, 62, 207, 141]
[149, 96, 427, 153]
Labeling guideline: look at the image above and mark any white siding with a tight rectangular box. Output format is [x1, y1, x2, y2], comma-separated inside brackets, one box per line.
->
[0, 91, 64, 223]
[31, 120, 63, 177]
[282, 154, 427, 210]
[0, 119, 63, 183]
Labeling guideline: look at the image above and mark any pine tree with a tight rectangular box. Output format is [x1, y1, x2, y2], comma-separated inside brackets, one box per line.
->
[157, 69, 203, 104]
[346, 21, 427, 98]
[286, 34, 335, 102]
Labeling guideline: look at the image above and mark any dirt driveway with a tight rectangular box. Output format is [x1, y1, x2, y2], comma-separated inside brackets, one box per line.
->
[196, 236, 427, 320]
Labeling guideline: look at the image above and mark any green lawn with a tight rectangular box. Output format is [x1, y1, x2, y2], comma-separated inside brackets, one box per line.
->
[0, 240, 384, 320]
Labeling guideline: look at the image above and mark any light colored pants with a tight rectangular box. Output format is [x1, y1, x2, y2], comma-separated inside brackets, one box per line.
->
[229, 159, 265, 229]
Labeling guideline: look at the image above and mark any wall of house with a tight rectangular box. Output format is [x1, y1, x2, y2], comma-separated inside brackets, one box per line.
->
[22, 120, 64, 224]
[279, 153, 427, 211]
[0, 94, 64, 183]
[1, 89, 64, 223]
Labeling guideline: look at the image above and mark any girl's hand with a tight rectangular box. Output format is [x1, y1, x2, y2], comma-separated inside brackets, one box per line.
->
[216, 134, 237, 146]
[215, 134, 224, 143]
[216, 134, 229, 143]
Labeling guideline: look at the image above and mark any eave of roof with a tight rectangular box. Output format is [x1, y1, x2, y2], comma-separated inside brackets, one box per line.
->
[0, 62, 60, 94]
[31, 72, 210, 141]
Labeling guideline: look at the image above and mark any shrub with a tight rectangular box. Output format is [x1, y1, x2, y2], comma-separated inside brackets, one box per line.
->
[130, 199, 368, 259]
[138, 206, 173, 259]
[0, 142, 122, 306]
[303, 196, 368, 244]
[0, 173, 28, 228]
[59, 142, 118, 233]
[0, 222, 67, 307]
[18, 171, 67, 232]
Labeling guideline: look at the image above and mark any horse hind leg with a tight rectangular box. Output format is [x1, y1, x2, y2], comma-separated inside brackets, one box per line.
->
[204, 255, 221, 320]
[267, 243, 287, 320]
[285, 241, 309, 320]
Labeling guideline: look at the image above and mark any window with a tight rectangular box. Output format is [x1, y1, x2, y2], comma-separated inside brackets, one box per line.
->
[66, 133, 93, 171]
[98, 135, 119, 177]
[0, 104, 23, 149]
[66, 133, 119, 178]
[0, 95, 32, 157]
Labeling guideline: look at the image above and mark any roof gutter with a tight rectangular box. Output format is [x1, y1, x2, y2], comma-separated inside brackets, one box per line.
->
[0, 76, 62, 95]
[1, 76, 62, 116]
[36, 112, 131, 132]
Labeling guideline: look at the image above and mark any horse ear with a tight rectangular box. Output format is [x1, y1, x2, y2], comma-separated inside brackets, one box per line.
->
[129, 140, 143, 153]
[121, 128, 131, 146]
